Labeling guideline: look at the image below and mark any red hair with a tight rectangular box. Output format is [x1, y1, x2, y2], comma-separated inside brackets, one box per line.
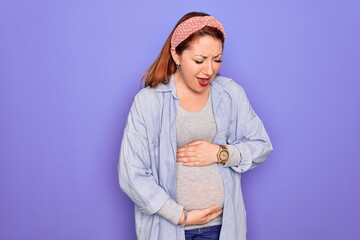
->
[142, 12, 225, 88]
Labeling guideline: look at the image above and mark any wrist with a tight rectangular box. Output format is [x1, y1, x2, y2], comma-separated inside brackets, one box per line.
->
[213, 143, 220, 163]
[217, 144, 229, 165]
[178, 211, 186, 225]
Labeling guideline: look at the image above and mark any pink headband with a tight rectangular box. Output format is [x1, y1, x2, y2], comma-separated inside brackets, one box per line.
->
[170, 15, 226, 49]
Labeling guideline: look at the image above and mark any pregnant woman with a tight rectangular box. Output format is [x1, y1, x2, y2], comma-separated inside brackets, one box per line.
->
[118, 11, 273, 240]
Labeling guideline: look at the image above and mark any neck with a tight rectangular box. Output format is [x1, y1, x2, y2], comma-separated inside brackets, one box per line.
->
[174, 72, 211, 112]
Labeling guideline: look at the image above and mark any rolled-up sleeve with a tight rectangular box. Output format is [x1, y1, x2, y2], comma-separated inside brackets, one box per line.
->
[228, 84, 273, 173]
[118, 93, 169, 215]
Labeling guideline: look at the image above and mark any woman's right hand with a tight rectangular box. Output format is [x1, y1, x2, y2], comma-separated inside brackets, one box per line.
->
[179, 205, 223, 226]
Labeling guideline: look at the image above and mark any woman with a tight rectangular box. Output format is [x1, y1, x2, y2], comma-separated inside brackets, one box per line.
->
[118, 12, 272, 240]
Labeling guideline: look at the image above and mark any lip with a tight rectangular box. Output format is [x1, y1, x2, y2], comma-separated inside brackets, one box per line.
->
[197, 77, 211, 87]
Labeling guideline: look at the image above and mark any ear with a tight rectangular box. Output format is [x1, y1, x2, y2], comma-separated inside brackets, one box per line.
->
[170, 47, 180, 65]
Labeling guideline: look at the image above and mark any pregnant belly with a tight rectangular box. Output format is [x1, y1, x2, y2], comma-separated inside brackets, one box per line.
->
[176, 164, 224, 210]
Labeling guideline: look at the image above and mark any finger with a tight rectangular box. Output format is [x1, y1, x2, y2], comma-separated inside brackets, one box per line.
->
[204, 205, 219, 214]
[176, 149, 189, 155]
[176, 147, 195, 153]
[176, 151, 196, 158]
[207, 209, 223, 220]
[177, 147, 195, 154]
[182, 161, 202, 166]
[177, 157, 198, 163]
[187, 140, 204, 146]
[176, 157, 187, 163]
[176, 147, 187, 153]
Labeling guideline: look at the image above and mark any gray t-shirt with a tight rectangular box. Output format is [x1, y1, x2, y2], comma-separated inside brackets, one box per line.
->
[176, 94, 223, 229]
[157, 93, 241, 228]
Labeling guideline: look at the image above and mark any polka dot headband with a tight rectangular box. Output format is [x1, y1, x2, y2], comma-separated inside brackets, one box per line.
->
[171, 15, 226, 49]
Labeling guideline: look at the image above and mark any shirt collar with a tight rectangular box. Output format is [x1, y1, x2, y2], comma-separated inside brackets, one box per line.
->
[154, 75, 178, 99]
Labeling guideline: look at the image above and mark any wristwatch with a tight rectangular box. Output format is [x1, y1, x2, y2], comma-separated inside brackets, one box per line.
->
[217, 145, 229, 165]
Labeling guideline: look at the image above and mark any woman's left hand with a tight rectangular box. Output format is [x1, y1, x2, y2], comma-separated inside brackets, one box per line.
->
[176, 140, 219, 166]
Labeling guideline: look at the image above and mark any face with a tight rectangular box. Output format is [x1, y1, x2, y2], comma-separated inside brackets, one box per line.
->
[171, 35, 223, 94]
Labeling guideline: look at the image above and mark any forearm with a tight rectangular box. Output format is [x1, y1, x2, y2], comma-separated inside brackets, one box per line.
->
[157, 199, 184, 225]
[231, 139, 272, 173]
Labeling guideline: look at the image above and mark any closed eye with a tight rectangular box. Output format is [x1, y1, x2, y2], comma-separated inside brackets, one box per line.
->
[194, 59, 222, 64]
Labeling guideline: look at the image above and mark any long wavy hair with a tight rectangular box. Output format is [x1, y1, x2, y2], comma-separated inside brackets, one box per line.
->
[142, 12, 225, 88]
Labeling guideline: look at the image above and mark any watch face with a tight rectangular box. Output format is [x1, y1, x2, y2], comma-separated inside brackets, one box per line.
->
[220, 150, 229, 160]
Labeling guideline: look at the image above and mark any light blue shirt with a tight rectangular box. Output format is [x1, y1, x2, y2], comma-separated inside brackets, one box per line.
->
[118, 75, 273, 240]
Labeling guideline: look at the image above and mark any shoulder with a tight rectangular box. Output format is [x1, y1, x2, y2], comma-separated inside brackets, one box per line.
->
[212, 75, 246, 98]
[130, 86, 166, 120]
[133, 86, 161, 106]
[135, 86, 157, 99]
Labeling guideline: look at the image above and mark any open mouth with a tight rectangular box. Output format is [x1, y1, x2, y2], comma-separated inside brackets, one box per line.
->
[197, 77, 211, 87]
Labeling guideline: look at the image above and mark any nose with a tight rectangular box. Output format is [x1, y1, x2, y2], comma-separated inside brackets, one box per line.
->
[203, 61, 214, 76]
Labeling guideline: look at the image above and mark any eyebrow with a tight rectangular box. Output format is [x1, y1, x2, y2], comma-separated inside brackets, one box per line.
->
[194, 53, 223, 58]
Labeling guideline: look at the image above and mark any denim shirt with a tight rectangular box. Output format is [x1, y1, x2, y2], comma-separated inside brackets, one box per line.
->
[118, 75, 273, 240]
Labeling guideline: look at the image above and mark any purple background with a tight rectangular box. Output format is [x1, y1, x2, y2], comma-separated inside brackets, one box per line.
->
[1, 0, 359, 239]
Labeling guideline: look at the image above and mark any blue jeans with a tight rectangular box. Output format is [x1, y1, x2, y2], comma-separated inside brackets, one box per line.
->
[185, 225, 222, 240]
